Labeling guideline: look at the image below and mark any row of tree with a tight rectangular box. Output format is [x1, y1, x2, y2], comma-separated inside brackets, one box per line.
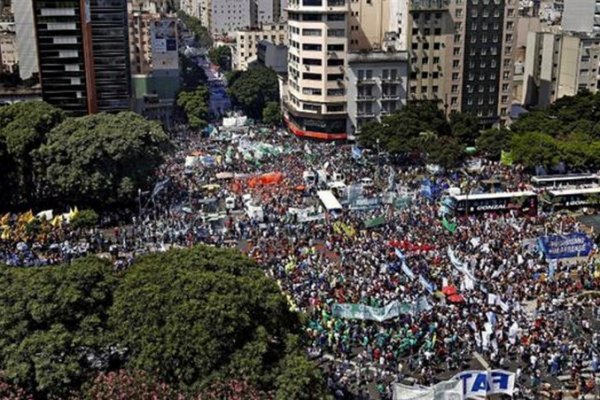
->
[0, 102, 171, 212]
[227, 66, 280, 121]
[359, 92, 600, 170]
[0, 246, 329, 399]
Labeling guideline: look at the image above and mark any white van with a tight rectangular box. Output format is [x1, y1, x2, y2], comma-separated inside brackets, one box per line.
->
[225, 196, 236, 210]
[302, 170, 317, 185]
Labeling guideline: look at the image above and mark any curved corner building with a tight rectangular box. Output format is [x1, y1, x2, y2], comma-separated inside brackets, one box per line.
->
[284, 0, 349, 140]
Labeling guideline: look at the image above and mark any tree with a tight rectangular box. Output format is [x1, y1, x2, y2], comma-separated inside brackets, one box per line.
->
[180, 55, 208, 91]
[70, 209, 99, 230]
[109, 246, 325, 395]
[177, 11, 213, 49]
[275, 353, 330, 400]
[476, 128, 512, 160]
[511, 132, 560, 169]
[262, 102, 281, 126]
[358, 101, 450, 155]
[0, 257, 118, 398]
[177, 86, 211, 130]
[208, 46, 232, 72]
[228, 67, 279, 119]
[424, 136, 465, 168]
[0, 101, 65, 209]
[449, 111, 480, 145]
[33, 112, 171, 210]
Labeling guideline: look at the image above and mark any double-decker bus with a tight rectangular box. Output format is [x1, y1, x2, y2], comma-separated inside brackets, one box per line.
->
[531, 173, 599, 189]
[447, 191, 538, 216]
[543, 187, 600, 212]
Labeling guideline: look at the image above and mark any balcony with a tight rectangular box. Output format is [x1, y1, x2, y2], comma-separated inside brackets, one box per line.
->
[357, 111, 375, 118]
[357, 95, 375, 101]
[381, 77, 403, 83]
[382, 94, 400, 100]
[357, 78, 377, 85]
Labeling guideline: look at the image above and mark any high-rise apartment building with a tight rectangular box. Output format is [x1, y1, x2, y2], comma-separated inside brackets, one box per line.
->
[408, 0, 517, 125]
[32, 0, 131, 115]
[0, 23, 17, 74]
[522, 30, 600, 108]
[282, 0, 409, 139]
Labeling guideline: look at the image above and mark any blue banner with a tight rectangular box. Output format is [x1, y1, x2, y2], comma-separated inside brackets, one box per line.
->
[401, 262, 415, 280]
[420, 179, 439, 201]
[537, 233, 593, 259]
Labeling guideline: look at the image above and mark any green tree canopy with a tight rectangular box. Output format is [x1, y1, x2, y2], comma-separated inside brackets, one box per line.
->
[33, 112, 171, 209]
[180, 55, 208, 91]
[262, 101, 282, 126]
[208, 46, 232, 72]
[0, 246, 330, 399]
[177, 11, 213, 48]
[0, 257, 118, 398]
[476, 128, 512, 160]
[449, 111, 480, 145]
[177, 86, 210, 130]
[228, 66, 279, 119]
[0, 101, 65, 209]
[510, 132, 560, 169]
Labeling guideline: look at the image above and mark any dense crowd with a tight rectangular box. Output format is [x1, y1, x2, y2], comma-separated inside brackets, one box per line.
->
[1, 123, 599, 399]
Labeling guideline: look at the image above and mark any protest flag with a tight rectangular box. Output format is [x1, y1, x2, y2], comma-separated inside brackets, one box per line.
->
[500, 150, 513, 166]
[442, 217, 457, 233]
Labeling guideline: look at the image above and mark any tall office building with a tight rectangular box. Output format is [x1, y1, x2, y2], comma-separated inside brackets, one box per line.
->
[282, 0, 409, 139]
[33, 0, 131, 115]
[408, 0, 517, 125]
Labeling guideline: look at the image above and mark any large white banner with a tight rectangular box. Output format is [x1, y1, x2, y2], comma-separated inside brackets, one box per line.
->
[393, 380, 462, 400]
[452, 370, 515, 399]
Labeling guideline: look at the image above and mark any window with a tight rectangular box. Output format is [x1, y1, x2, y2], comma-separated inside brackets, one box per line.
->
[327, 13, 345, 20]
[328, 29, 345, 37]
[303, 58, 322, 65]
[328, 44, 344, 51]
[327, 88, 345, 96]
[328, 59, 344, 66]
[327, 73, 344, 80]
[303, 73, 321, 80]
[302, 87, 322, 95]
[327, 104, 344, 112]
[302, 13, 321, 21]
[303, 43, 322, 51]
[302, 0, 322, 5]
[303, 29, 322, 36]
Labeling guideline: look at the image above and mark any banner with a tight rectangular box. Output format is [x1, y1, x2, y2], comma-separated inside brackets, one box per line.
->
[349, 197, 381, 210]
[537, 233, 593, 259]
[364, 216, 386, 228]
[393, 380, 462, 400]
[332, 301, 415, 321]
[394, 196, 413, 210]
[421, 179, 439, 201]
[453, 370, 515, 399]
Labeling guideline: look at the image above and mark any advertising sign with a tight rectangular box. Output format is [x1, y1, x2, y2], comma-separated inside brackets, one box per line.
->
[151, 19, 178, 70]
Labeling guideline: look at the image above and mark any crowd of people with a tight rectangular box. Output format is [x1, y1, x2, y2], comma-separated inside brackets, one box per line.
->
[1, 122, 599, 399]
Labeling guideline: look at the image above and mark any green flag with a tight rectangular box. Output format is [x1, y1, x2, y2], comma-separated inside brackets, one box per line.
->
[442, 217, 457, 233]
[364, 216, 387, 229]
[500, 150, 513, 166]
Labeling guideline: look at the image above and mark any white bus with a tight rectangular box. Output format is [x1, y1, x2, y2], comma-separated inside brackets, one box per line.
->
[531, 173, 599, 189]
[544, 187, 600, 211]
[447, 191, 538, 216]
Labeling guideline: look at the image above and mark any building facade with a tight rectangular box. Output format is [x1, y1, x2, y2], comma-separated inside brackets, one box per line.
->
[0, 23, 17, 74]
[562, 0, 600, 33]
[522, 31, 600, 108]
[32, 0, 131, 115]
[407, 0, 517, 125]
[232, 22, 286, 70]
[282, 0, 409, 139]
[128, 2, 180, 125]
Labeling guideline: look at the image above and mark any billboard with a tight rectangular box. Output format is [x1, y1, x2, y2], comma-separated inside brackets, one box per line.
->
[151, 19, 178, 70]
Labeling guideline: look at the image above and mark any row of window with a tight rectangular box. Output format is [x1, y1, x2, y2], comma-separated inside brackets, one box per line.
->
[301, 43, 344, 51]
[303, 72, 344, 80]
[302, 58, 344, 66]
[301, 87, 346, 96]
[288, 12, 345, 21]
